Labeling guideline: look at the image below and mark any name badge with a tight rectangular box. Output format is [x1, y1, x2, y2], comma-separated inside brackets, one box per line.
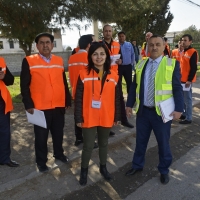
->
[92, 100, 101, 109]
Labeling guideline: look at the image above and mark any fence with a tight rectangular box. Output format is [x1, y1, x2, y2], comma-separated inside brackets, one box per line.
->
[0, 51, 72, 76]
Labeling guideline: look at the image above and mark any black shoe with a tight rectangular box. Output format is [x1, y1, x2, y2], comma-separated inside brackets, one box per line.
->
[100, 164, 113, 181]
[179, 114, 186, 120]
[179, 120, 192, 124]
[160, 174, 169, 184]
[74, 138, 83, 146]
[125, 168, 143, 176]
[79, 167, 88, 186]
[37, 165, 49, 173]
[55, 155, 69, 163]
[0, 160, 19, 167]
[109, 131, 115, 136]
[93, 142, 99, 149]
[121, 121, 134, 128]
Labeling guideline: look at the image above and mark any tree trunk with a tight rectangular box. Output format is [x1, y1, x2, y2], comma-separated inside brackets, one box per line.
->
[19, 40, 32, 56]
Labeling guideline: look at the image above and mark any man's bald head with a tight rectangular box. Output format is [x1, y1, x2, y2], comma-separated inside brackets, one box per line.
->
[145, 32, 153, 41]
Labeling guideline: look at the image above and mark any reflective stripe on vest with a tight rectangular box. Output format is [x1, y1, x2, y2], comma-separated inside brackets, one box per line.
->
[183, 55, 191, 59]
[30, 65, 63, 69]
[26, 54, 65, 110]
[68, 62, 87, 67]
[109, 78, 117, 85]
[79, 68, 119, 127]
[135, 57, 176, 116]
[82, 77, 99, 83]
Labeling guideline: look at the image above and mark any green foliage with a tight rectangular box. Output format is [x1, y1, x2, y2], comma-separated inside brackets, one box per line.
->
[0, 0, 119, 55]
[0, 0, 60, 55]
[174, 25, 200, 43]
[114, 0, 173, 45]
[66, 46, 72, 50]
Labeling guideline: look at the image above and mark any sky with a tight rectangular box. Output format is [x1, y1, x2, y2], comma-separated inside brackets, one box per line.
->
[62, 0, 200, 49]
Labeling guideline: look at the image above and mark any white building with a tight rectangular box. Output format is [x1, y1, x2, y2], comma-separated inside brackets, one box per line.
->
[0, 29, 63, 53]
[164, 31, 182, 44]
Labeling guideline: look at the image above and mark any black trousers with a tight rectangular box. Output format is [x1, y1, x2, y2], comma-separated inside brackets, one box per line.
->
[0, 102, 11, 164]
[118, 64, 133, 94]
[34, 108, 65, 166]
[118, 79, 128, 123]
[75, 123, 83, 140]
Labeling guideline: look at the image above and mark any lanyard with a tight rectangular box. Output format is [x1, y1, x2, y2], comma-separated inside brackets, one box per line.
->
[92, 69, 106, 99]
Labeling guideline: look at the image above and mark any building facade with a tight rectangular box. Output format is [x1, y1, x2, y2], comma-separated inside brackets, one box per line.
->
[0, 29, 64, 53]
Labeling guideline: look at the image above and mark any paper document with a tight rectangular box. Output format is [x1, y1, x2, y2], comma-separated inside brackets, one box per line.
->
[159, 97, 175, 123]
[181, 83, 191, 91]
[110, 54, 120, 65]
[26, 109, 47, 128]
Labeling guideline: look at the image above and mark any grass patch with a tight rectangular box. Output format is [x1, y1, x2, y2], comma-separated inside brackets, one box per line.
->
[7, 77, 22, 103]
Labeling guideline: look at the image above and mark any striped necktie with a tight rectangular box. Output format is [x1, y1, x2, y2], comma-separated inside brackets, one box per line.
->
[147, 61, 157, 106]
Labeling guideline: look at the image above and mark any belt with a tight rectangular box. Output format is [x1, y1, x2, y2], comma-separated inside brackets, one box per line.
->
[143, 105, 155, 110]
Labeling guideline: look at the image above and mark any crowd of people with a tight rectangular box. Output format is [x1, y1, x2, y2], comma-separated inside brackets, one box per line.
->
[0, 25, 198, 187]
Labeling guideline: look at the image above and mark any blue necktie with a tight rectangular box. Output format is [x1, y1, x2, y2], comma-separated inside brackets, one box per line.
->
[147, 61, 157, 106]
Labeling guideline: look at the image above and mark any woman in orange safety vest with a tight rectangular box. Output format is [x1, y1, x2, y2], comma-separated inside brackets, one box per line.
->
[74, 42, 121, 186]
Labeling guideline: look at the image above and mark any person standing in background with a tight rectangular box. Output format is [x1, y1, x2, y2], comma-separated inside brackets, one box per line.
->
[102, 25, 134, 134]
[163, 37, 171, 57]
[179, 34, 198, 124]
[68, 34, 98, 147]
[118, 31, 135, 94]
[132, 40, 140, 64]
[171, 40, 184, 62]
[141, 32, 153, 59]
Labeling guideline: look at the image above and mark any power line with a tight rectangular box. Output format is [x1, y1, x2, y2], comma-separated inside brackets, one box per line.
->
[176, 0, 200, 8]
[185, 0, 200, 7]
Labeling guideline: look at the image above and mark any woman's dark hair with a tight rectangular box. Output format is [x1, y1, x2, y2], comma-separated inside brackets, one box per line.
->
[87, 42, 111, 74]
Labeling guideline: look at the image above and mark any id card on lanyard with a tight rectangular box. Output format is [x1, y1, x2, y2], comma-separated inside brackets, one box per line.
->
[91, 99, 101, 109]
[91, 70, 104, 109]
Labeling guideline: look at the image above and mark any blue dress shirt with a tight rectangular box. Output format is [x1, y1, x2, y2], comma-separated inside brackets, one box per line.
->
[120, 41, 135, 65]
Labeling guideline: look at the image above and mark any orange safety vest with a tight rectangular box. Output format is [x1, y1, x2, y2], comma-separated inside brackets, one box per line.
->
[141, 42, 150, 59]
[74, 47, 80, 53]
[101, 40, 120, 73]
[68, 50, 88, 99]
[163, 44, 171, 57]
[180, 48, 198, 82]
[0, 57, 13, 114]
[171, 49, 183, 62]
[79, 68, 119, 128]
[26, 54, 66, 110]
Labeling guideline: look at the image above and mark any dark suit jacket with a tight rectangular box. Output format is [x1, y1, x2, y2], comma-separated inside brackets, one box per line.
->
[126, 58, 184, 116]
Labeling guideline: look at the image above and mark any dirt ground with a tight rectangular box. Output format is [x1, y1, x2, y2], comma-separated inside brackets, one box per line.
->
[0, 103, 199, 200]
[0, 77, 200, 199]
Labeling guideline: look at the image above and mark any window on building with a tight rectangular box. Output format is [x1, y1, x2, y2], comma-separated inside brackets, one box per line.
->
[53, 41, 57, 48]
[9, 41, 14, 49]
[0, 41, 3, 49]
